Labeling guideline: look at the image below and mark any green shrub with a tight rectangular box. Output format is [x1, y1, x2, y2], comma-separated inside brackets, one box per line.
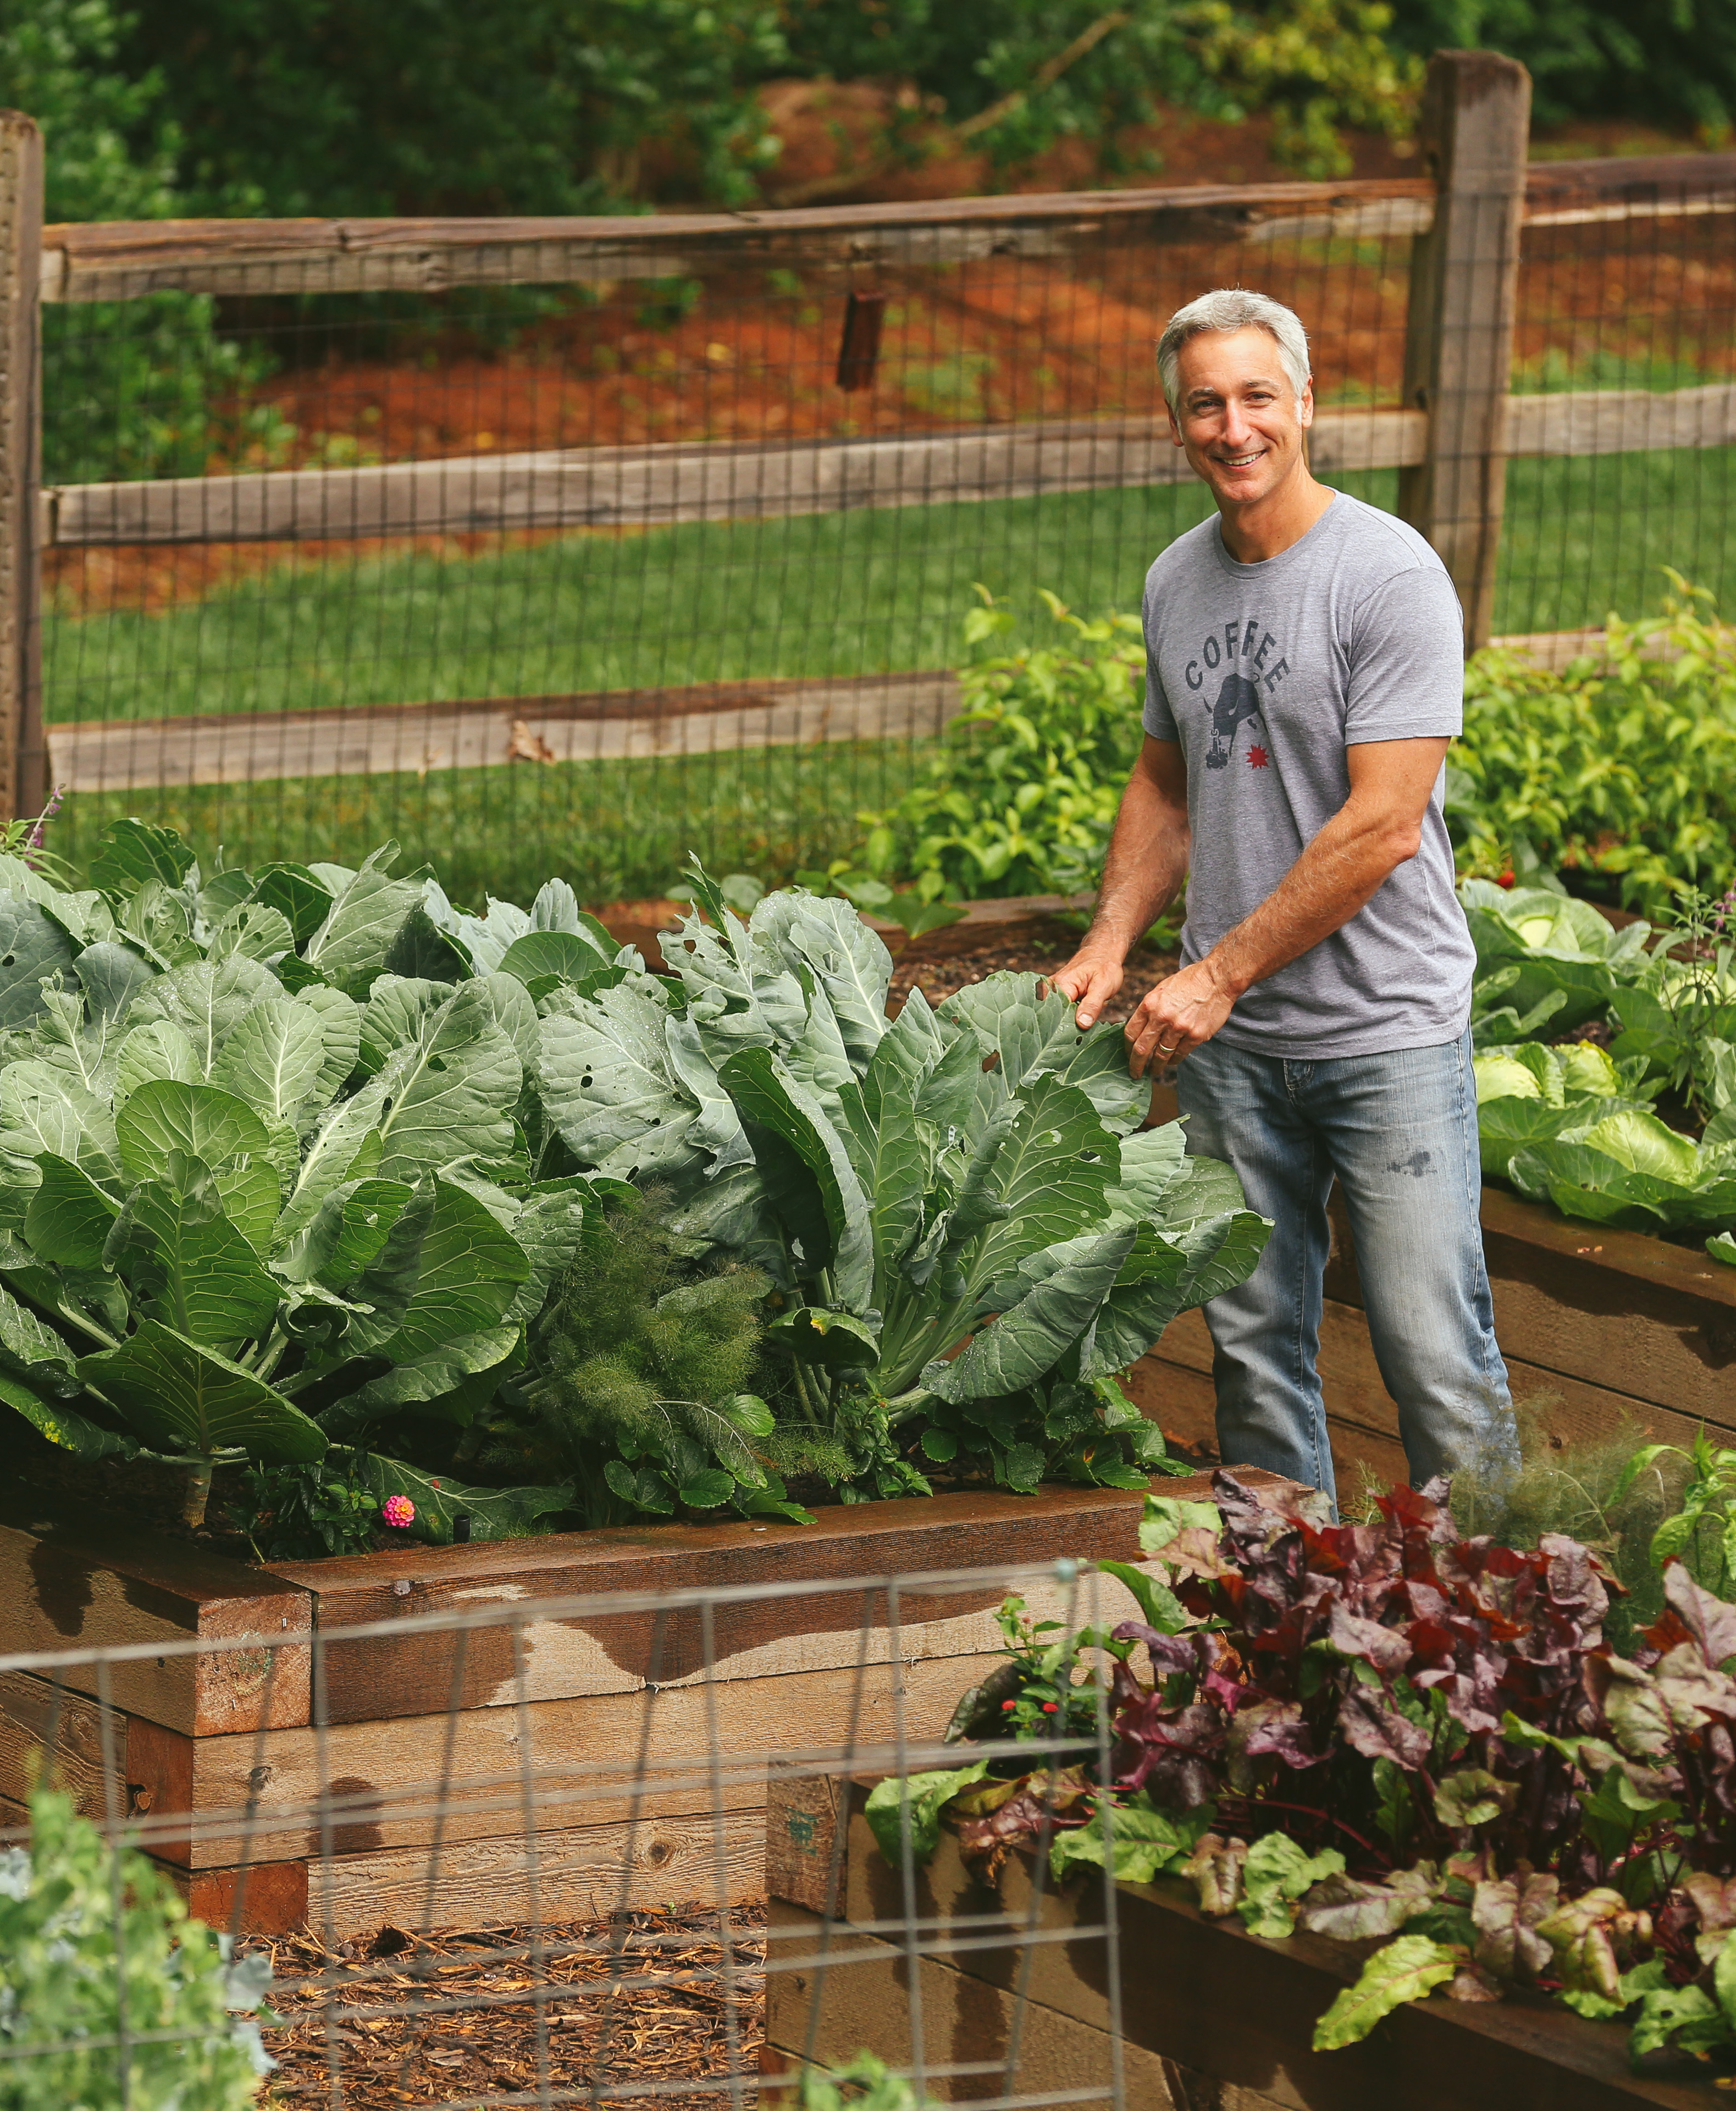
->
[1450, 578, 1736, 914]
[0, 1786, 273, 2111]
[856, 590, 1145, 902]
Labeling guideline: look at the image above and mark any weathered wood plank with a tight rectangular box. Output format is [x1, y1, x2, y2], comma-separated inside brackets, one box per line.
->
[311, 1807, 764, 1934]
[0, 1667, 124, 1817]
[178, 1653, 985, 1866]
[263, 1480, 1245, 1723]
[46, 407, 1427, 549]
[1505, 381, 1736, 457]
[38, 180, 1438, 302]
[0, 1486, 312, 1735]
[0, 112, 43, 822]
[764, 1903, 1171, 2109]
[46, 670, 962, 793]
[1398, 51, 1531, 650]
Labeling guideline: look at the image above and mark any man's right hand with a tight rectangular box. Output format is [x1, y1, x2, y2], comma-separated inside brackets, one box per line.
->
[1050, 946, 1126, 1031]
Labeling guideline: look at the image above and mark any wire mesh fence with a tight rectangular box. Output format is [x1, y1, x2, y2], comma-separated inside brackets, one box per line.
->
[0, 1555, 1140, 2111]
[12, 100, 1736, 905]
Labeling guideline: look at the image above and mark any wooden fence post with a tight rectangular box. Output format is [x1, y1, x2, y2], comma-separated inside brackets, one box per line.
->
[0, 111, 43, 822]
[1397, 51, 1531, 651]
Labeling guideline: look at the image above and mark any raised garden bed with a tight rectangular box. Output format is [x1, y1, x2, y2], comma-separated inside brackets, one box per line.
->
[760, 1777, 1715, 2109]
[0, 1472, 1283, 1940]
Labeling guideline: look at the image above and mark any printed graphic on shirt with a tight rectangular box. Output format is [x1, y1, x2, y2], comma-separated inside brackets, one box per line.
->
[1181, 616, 1291, 772]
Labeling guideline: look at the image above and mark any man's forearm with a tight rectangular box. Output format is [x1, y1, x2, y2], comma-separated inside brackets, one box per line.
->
[1202, 793, 1420, 1000]
[1081, 764, 1190, 960]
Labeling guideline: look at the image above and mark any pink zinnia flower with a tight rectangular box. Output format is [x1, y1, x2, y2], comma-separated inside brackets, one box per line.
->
[382, 1495, 415, 1529]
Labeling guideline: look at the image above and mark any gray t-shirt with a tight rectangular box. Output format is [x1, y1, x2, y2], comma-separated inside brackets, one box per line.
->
[1142, 491, 1474, 1060]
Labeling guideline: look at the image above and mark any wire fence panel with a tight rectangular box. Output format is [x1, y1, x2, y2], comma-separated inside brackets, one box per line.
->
[0, 1559, 1137, 2111]
[23, 145, 1736, 904]
[36, 194, 1423, 903]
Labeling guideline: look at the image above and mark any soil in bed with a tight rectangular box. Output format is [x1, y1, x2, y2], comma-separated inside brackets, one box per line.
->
[253, 1906, 765, 2110]
[890, 931, 1180, 1026]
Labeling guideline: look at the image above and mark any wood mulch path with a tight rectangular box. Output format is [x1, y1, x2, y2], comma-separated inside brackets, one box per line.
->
[255, 1906, 765, 2111]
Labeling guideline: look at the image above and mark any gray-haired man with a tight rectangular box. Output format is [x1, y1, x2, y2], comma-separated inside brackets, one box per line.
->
[1053, 289, 1514, 1506]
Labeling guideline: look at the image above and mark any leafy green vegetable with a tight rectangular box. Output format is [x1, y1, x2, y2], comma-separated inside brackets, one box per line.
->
[1310, 1935, 1459, 2051]
[863, 1765, 991, 1867]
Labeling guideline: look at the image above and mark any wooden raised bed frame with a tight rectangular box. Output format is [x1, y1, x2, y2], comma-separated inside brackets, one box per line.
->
[761, 1777, 1713, 2110]
[0, 1475, 1278, 1940]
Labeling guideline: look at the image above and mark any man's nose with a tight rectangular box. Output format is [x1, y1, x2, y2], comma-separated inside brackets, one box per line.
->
[1220, 402, 1253, 447]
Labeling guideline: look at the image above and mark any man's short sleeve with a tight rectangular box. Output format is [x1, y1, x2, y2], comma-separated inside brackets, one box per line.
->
[1344, 562, 1466, 742]
[1142, 601, 1179, 740]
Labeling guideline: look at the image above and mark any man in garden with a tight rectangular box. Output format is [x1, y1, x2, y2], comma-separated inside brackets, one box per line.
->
[1053, 287, 1514, 1507]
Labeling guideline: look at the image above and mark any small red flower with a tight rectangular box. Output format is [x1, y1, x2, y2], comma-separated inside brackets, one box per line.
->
[1002, 1699, 1017, 1711]
[1497, 870, 1516, 888]
[1247, 743, 1269, 769]
[1041, 1701, 1058, 1714]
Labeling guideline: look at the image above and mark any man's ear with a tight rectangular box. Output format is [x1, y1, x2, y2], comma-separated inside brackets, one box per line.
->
[1297, 378, 1315, 429]
[1166, 401, 1184, 445]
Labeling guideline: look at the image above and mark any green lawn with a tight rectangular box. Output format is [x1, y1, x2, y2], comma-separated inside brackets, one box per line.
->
[44, 446, 1736, 897]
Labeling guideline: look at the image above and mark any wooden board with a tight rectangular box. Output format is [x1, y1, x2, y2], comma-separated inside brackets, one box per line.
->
[0, 1486, 312, 1736]
[262, 1479, 1258, 1723]
[763, 1900, 1183, 2109]
[0, 1667, 124, 1818]
[1505, 381, 1736, 458]
[46, 670, 961, 794]
[310, 1807, 764, 1936]
[44, 407, 1429, 549]
[38, 180, 1438, 302]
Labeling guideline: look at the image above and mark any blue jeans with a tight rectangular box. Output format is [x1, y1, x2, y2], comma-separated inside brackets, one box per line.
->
[1174, 1028, 1514, 1508]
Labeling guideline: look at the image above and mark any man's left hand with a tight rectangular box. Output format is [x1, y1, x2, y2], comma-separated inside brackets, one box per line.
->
[1125, 957, 1238, 1077]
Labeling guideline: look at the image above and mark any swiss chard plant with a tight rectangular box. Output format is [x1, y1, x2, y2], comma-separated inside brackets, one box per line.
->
[528, 861, 1269, 1495]
[870, 1471, 1736, 2069]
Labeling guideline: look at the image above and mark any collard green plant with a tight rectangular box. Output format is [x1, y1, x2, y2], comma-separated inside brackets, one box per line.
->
[529, 860, 1268, 1495]
[0, 826, 639, 1534]
[0, 1786, 274, 2111]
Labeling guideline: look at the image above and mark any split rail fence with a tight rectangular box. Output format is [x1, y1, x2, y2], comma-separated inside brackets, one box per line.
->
[2, 50, 1735, 891]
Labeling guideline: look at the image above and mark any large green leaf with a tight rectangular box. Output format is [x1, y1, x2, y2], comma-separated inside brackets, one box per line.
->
[78, 1318, 326, 1462]
[357, 974, 450, 1075]
[537, 977, 700, 1178]
[924, 1227, 1136, 1402]
[346, 1175, 530, 1359]
[0, 1372, 136, 1460]
[209, 996, 328, 1126]
[1312, 1935, 1458, 2051]
[1508, 1143, 1669, 1229]
[329, 1325, 523, 1428]
[750, 891, 891, 1076]
[25, 1153, 120, 1268]
[1104, 1124, 1188, 1221]
[120, 1170, 284, 1345]
[964, 1075, 1120, 1293]
[272, 1066, 395, 1244]
[716, 1047, 874, 1311]
[115, 1079, 271, 1186]
[374, 982, 522, 1180]
[0, 898, 77, 1030]
[0, 1275, 79, 1389]
[300, 842, 424, 993]
[0, 1062, 120, 1187]
[73, 941, 157, 1025]
[249, 861, 336, 944]
[114, 1019, 200, 1106]
[89, 817, 196, 898]
[26, 988, 120, 1101]
[835, 1079, 929, 1273]
[1085, 1209, 1271, 1375]
[1580, 1108, 1701, 1185]
[125, 954, 279, 1076]
[501, 1184, 598, 1325]
[281, 1175, 415, 1288]
[1477, 1094, 1595, 1180]
[498, 929, 611, 988]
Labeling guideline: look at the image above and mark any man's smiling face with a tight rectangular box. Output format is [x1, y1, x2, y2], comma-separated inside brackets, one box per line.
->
[1167, 324, 1314, 512]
